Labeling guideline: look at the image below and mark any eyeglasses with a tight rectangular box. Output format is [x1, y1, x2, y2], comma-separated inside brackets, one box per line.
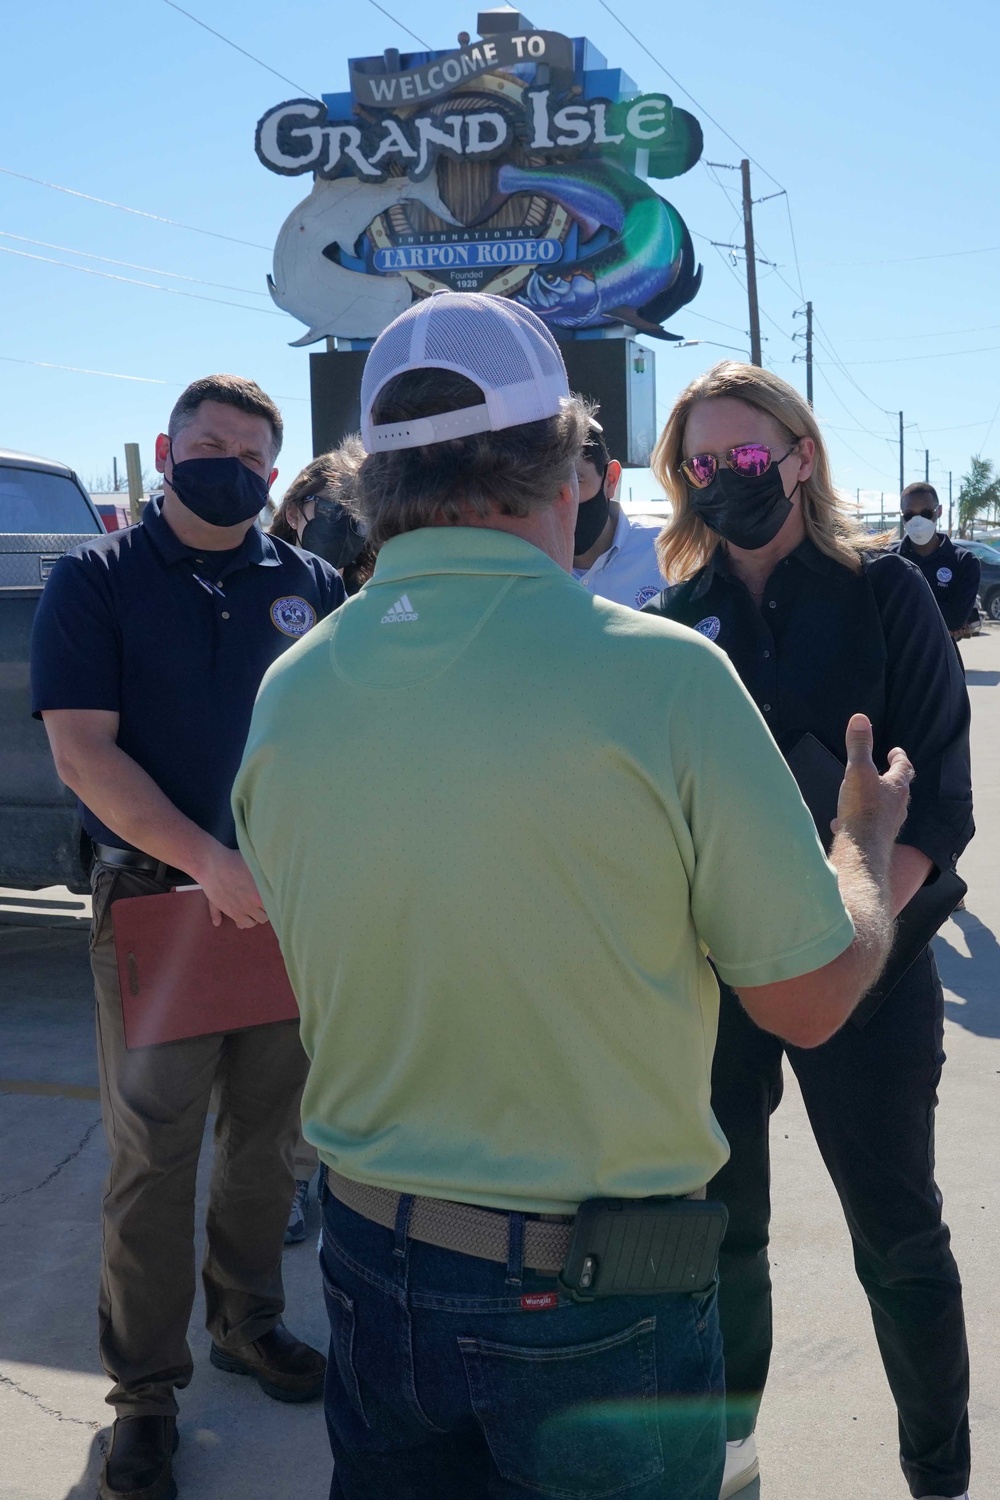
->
[680, 442, 797, 490]
[903, 508, 936, 521]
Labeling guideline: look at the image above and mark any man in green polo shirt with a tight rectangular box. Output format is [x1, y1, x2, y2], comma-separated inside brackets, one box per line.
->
[233, 292, 912, 1500]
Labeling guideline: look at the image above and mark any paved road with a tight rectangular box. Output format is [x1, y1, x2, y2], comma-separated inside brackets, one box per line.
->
[2, 631, 998, 1500]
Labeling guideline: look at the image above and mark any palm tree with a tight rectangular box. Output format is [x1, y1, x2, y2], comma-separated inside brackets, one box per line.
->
[957, 456, 1000, 536]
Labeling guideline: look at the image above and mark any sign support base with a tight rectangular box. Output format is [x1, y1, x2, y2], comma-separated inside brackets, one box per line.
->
[309, 339, 656, 468]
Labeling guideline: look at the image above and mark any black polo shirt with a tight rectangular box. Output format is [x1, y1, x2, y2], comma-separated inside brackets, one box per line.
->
[643, 539, 973, 872]
[893, 533, 980, 631]
[30, 498, 346, 850]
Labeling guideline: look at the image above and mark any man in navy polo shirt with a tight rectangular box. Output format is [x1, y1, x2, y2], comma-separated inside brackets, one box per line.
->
[894, 482, 981, 639]
[572, 422, 663, 608]
[31, 375, 345, 1500]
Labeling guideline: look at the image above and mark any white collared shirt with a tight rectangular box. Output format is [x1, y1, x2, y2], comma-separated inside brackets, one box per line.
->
[572, 509, 664, 610]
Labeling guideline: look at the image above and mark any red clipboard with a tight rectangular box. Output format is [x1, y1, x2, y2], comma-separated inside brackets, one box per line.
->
[111, 888, 298, 1048]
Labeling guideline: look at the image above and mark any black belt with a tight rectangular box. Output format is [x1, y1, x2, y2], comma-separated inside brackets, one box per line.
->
[92, 843, 192, 886]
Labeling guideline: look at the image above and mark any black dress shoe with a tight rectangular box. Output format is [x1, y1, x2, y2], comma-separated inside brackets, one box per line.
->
[210, 1322, 326, 1402]
[99, 1416, 178, 1500]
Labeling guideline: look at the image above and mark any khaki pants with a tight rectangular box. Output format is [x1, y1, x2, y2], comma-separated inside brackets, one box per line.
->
[90, 861, 310, 1416]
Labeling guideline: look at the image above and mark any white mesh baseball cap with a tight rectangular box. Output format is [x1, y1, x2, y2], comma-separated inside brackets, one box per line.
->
[360, 291, 570, 452]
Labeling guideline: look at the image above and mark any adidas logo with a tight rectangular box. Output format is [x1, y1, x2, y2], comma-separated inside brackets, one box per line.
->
[380, 594, 418, 624]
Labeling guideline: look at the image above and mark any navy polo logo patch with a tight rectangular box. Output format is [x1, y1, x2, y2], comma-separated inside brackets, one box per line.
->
[694, 615, 721, 641]
[635, 585, 659, 607]
[270, 596, 316, 637]
[936, 567, 953, 585]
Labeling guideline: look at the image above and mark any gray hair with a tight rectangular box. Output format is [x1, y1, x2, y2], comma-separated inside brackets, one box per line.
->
[353, 368, 591, 546]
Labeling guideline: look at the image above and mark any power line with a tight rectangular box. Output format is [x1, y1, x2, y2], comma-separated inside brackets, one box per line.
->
[781, 192, 806, 300]
[366, 0, 431, 47]
[0, 353, 308, 400]
[684, 308, 751, 337]
[815, 370, 898, 482]
[158, 0, 319, 96]
[980, 394, 1000, 453]
[816, 342, 1000, 367]
[810, 361, 895, 441]
[594, 5, 810, 363]
[839, 322, 1000, 344]
[0, 356, 171, 385]
[0, 244, 285, 317]
[828, 418, 998, 436]
[811, 312, 895, 416]
[0, 166, 271, 250]
[594, 0, 784, 191]
[813, 242, 1000, 269]
[0, 230, 270, 297]
[705, 195, 803, 371]
[709, 242, 795, 362]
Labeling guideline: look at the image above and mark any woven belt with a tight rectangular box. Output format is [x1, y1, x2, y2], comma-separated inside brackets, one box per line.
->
[93, 844, 192, 885]
[327, 1169, 705, 1276]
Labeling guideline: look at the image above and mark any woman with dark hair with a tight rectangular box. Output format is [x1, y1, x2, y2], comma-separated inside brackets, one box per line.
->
[644, 362, 973, 1500]
[269, 437, 376, 597]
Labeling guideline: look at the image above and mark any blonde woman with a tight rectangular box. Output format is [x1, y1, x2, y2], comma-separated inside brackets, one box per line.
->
[644, 363, 973, 1500]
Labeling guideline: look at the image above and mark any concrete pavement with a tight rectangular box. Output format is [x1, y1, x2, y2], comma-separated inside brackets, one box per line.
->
[2, 630, 999, 1499]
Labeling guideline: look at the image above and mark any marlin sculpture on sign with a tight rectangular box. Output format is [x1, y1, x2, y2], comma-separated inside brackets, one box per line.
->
[470, 161, 702, 339]
[268, 174, 460, 344]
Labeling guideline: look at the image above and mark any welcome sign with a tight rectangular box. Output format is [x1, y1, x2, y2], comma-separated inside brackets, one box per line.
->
[349, 29, 574, 106]
[257, 91, 687, 183]
[256, 11, 704, 346]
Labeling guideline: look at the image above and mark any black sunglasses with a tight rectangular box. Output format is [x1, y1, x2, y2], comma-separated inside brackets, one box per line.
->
[902, 508, 937, 521]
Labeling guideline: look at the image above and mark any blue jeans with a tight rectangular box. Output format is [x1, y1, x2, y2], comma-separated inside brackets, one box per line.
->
[319, 1183, 725, 1499]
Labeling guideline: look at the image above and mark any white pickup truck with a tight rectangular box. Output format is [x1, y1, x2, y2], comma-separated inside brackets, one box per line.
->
[0, 448, 105, 891]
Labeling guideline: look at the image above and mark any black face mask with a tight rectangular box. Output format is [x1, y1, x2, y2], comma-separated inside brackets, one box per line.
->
[574, 487, 611, 556]
[300, 499, 367, 571]
[688, 464, 794, 552]
[167, 451, 270, 528]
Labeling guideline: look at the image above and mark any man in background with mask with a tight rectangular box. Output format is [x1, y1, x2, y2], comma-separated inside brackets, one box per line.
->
[31, 375, 344, 1500]
[572, 421, 664, 608]
[894, 482, 980, 640]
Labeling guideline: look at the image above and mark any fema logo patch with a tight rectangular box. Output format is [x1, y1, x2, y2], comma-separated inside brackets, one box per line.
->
[635, 585, 659, 607]
[936, 567, 953, 586]
[694, 616, 722, 641]
[270, 596, 316, 637]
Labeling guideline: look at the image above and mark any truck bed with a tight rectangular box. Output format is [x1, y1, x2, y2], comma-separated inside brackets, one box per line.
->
[1, 537, 96, 891]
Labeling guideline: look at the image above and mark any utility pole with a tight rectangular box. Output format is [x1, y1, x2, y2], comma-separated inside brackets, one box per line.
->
[740, 159, 762, 366]
[792, 302, 813, 402]
[925, 449, 930, 483]
[113, 456, 119, 491]
[898, 412, 905, 537]
[124, 443, 144, 525]
[805, 300, 813, 408]
[948, 471, 953, 535]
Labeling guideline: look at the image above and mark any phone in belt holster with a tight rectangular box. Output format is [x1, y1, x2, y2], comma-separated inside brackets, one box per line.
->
[558, 1197, 728, 1302]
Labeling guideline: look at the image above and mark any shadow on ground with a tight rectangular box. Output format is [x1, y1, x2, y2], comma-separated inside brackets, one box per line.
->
[63, 1429, 109, 1499]
[935, 909, 1000, 1038]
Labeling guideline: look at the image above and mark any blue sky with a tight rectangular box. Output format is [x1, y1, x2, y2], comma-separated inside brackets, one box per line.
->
[1, 0, 997, 512]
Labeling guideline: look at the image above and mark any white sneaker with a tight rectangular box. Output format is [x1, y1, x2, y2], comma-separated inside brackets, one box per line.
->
[720, 1435, 759, 1499]
[916, 1493, 969, 1499]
